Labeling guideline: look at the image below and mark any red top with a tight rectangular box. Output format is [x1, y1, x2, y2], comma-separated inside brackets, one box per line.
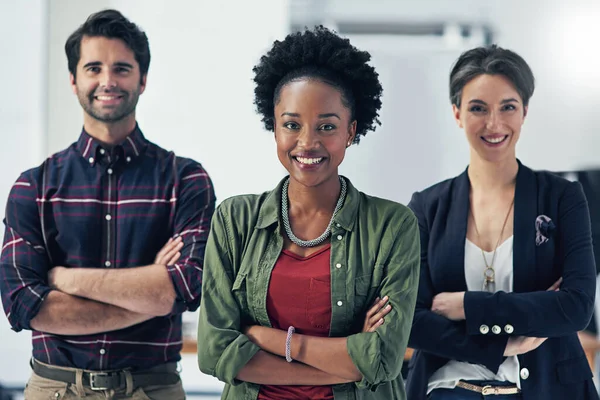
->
[257, 244, 334, 400]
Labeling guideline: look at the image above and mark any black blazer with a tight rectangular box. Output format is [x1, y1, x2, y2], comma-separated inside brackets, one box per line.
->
[405, 161, 598, 400]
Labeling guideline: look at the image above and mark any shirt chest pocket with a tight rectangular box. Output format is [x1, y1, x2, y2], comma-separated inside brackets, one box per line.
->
[353, 264, 385, 318]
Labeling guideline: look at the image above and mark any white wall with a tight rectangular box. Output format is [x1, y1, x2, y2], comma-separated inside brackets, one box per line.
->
[330, 0, 600, 204]
[47, 0, 290, 203]
[3, 0, 600, 391]
[1, 0, 289, 391]
[0, 0, 48, 386]
[483, 0, 600, 171]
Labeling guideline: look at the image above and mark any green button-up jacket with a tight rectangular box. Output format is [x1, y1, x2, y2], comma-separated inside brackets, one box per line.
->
[197, 177, 420, 399]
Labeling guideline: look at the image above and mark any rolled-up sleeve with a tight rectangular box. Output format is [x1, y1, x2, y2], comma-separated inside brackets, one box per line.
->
[347, 212, 421, 391]
[166, 163, 215, 315]
[197, 206, 260, 385]
[0, 175, 53, 332]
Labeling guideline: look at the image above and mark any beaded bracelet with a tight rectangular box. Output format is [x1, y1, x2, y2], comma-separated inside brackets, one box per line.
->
[285, 326, 295, 362]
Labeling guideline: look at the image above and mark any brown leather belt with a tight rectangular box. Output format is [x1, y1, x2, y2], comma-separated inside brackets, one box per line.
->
[456, 381, 521, 396]
[31, 359, 180, 391]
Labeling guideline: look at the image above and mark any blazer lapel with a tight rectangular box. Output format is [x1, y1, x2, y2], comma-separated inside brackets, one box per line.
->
[513, 161, 538, 293]
[443, 168, 470, 292]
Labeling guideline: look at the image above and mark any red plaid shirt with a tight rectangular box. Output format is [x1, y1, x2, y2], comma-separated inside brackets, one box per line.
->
[0, 126, 215, 370]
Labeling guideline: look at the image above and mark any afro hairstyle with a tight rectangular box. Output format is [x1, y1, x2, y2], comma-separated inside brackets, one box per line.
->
[252, 26, 383, 144]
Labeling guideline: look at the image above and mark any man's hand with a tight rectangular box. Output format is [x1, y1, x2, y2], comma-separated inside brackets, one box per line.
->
[154, 237, 183, 265]
[48, 237, 183, 293]
[362, 296, 392, 332]
[431, 292, 466, 321]
[48, 266, 71, 292]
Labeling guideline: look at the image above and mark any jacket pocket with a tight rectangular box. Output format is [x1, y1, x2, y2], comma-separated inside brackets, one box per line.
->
[353, 264, 385, 317]
[556, 355, 593, 384]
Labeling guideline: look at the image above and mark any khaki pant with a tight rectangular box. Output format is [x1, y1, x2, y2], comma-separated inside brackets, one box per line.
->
[24, 364, 186, 400]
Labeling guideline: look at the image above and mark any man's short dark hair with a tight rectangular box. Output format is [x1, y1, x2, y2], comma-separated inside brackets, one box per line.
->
[449, 45, 535, 107]
[65, 9, 150, 83]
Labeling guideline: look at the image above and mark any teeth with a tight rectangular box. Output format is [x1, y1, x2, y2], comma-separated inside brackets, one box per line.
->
[484, 136, 506, 144]
[296, 157, 323, 165]
[96, 96, 119, 101]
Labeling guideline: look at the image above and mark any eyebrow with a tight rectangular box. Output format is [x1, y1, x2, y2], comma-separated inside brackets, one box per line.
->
[280, 112, 341, 120]
[82, 61, 102, 69]
[114, 62, 134, 69]
[468, 98, 520, 105]
[82, 61, 134, 69]
[318, 113, 341, 120]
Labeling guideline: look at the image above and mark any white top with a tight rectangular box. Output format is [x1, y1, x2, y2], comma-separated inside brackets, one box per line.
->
[427, 236, 520, 394]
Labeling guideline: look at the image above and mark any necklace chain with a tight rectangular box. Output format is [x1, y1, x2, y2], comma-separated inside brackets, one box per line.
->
[281, 176, 347, 248]
[471, 197, 515, 292]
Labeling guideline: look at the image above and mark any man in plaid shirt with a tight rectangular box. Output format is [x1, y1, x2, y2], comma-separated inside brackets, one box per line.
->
[0, 9, 215, 399]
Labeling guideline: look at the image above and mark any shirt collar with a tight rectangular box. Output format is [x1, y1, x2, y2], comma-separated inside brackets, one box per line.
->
[255, 175, 359, 232]
[76, 124, 148, 166]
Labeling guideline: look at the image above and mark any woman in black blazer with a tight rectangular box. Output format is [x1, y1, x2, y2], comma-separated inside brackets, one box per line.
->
[406, 45, 598, 399]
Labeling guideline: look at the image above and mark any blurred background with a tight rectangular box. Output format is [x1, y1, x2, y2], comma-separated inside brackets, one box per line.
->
[1, 0, 600, 398]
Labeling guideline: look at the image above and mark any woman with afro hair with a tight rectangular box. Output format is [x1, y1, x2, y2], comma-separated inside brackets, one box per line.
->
[197, 26, 420, 400]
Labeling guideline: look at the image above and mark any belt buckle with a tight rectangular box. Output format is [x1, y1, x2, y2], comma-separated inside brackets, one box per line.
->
[481, 385, 499, 396]
[89, 372, 117, 391]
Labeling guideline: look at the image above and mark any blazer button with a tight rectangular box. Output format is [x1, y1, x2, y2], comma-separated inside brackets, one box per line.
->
[504, 324, 514, 334]
[520, 368, 530, 380]
[492, 325, 501, 334]
[479, 325, 489, 334]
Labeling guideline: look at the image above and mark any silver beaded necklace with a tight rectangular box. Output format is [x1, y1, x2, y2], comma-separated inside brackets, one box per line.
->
[281, 176, 347, 248]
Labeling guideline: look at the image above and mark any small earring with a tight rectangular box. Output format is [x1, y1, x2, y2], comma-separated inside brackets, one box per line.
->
[347, 141, 352, 147]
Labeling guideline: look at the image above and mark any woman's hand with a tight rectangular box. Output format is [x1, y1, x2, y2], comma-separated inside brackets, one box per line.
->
[362, 296, 392, 332]
[243, 325, 264, 346]
[504, 336, 547, 356]
[431, 292, 466, 321]
[547, 277, 562, 291]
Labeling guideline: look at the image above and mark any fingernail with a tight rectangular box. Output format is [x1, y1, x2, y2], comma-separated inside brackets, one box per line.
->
[386, 304, 391, 310]
[383, 296, 389, 301]
[379, 318, 384, 324]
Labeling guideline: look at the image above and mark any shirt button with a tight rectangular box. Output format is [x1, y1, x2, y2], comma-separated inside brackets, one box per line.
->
[479, 324, 489, 334]
[337, 301, 343, 306]
[99, 148, 105, 155]
[520, 367, 529, 380]
[126, 156, 132, 163]
[105, 261, 111, 267]
[99, 349, 106, 355]
[88, 157, 94, 164]
[492, 325, 501, 334]
[107, 168, 113, 175]
[337, 235, 343, 241]
[336, 223, 341, 228]
[335, 263, 342, 269]
[504, 324, 514, 334]
[105, 214, 112, 221]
